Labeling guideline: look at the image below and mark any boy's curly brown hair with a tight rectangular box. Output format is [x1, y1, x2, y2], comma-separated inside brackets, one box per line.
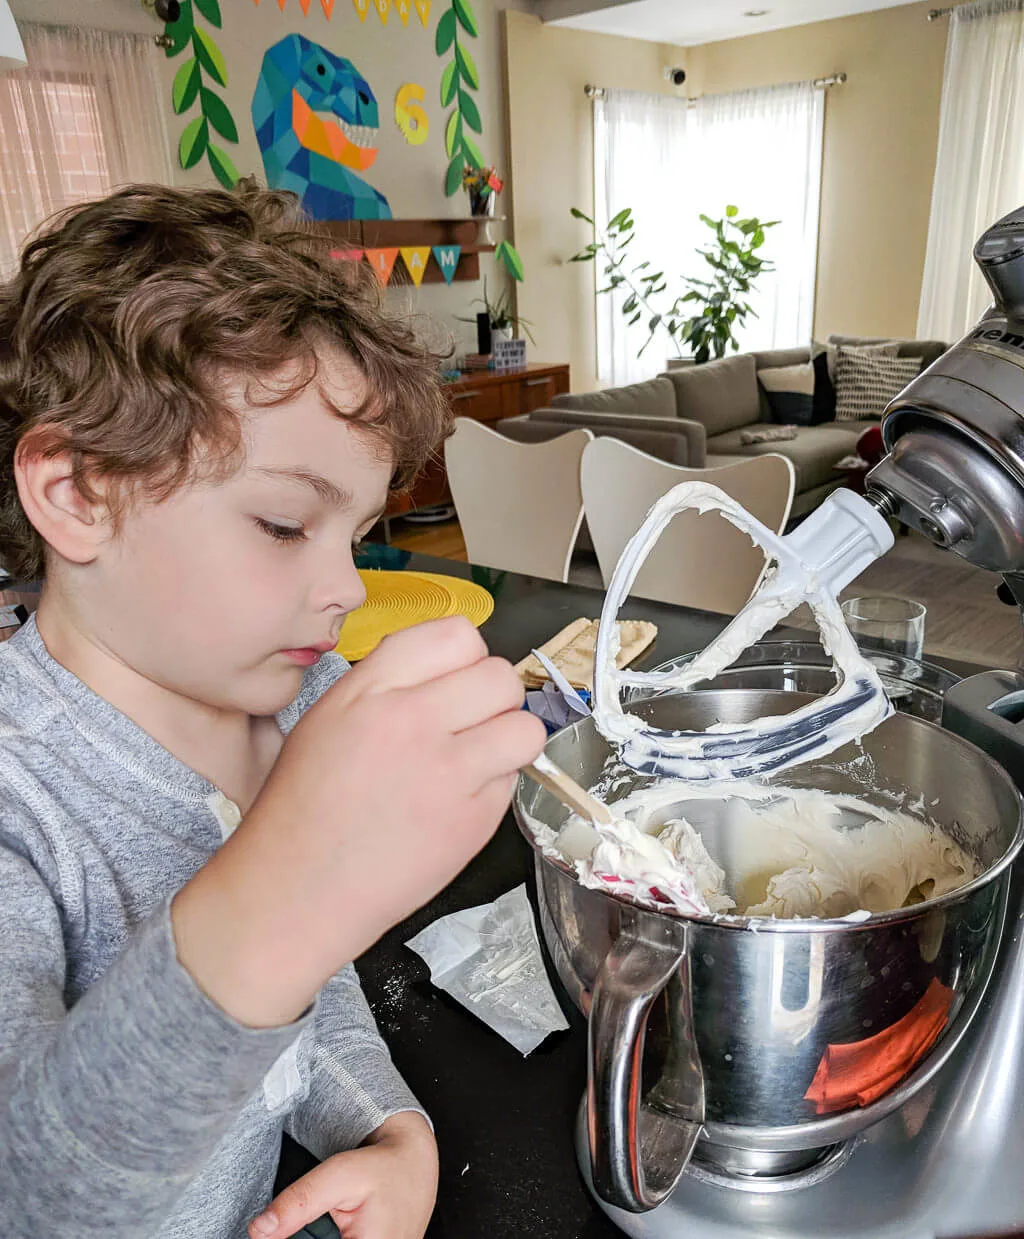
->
[0, 182, 453, 581]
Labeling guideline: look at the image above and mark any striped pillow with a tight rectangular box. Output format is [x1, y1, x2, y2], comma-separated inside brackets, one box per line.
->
[826, 338, 898, 381]
[834, 350, 921, 422]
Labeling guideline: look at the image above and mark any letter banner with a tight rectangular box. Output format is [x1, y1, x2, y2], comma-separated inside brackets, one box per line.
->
[431, 245, 461, 285]
[399, 245, 431, 286]
[365, 247, 399, 286]
[329, 247, 364, 262]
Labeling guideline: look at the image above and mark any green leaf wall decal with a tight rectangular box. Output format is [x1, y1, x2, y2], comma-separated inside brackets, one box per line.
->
[193, 0, 222, 26]
[179, 115, 208, 168]
[453, 0, 478, 36]
[208, 143, 238, 189]
[434, 0, 526, 280]
[163, 0, 239, 187]
[193, 28, 227, 88]
[172, 58, 199, 113]
[201, 87, 238, 141]
[435, 9, 456, 53]
[460, 91, 481, 134]
[454, 42, 479, 90]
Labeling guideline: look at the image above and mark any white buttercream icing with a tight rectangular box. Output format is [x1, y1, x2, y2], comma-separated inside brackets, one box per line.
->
[526, 779, 978, 921]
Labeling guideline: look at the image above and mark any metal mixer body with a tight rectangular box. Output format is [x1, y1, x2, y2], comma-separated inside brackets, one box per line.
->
[868, 205, 1024, 580]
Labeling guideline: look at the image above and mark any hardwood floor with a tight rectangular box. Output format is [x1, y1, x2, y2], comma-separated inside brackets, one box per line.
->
[386, 516, 468, 561]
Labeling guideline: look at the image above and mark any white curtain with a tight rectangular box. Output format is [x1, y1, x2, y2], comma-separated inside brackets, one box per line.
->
[918, 1, 1024, 342]
[593, 81, 824, 385]
[0, 24, 173, 277]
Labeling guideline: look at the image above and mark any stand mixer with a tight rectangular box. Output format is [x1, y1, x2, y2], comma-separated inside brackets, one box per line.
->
[517, 206, 1024, 1239]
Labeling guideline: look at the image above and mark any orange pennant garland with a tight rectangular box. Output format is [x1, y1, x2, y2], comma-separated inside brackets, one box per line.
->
[365, 247, 399, 286]
[330, 247, 364, 262]
[399, 246, 431, 287]
[298, 0, 312, 11]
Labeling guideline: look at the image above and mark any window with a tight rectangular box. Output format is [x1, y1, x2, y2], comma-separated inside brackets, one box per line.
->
[0, 23, 173, 276]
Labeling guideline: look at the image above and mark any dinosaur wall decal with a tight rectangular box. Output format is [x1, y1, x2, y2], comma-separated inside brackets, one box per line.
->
[251, 33, 391, 221]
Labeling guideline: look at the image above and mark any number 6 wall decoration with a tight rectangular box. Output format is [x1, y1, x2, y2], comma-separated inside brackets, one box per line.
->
[395, 83, 429, 145]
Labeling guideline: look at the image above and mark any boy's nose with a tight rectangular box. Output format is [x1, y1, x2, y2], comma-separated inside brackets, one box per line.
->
[316, 554, 366, 616]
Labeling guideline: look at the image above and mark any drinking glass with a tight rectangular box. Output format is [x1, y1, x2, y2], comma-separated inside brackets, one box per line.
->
[841, 595, 926, 660]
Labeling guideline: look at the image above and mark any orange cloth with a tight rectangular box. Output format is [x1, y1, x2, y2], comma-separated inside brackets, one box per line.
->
[805, 978, 954, 1114]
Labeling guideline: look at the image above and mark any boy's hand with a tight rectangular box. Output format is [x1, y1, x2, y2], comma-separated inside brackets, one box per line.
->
[248, 1112, 437, 1239]
[173, 617, 547, 1028]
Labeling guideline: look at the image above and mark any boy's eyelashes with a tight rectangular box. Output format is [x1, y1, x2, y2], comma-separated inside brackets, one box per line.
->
[254, 516, 368, 552]
[254, 517, 307, 544]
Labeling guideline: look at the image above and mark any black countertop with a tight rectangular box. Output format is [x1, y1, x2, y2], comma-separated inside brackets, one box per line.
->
[354, 554, 737, 1239]
[300, 553, 991, 1238]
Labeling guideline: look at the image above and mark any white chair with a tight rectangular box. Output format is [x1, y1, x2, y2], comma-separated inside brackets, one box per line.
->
[445, 418, 594, 582]
[580, 437, 795, 614]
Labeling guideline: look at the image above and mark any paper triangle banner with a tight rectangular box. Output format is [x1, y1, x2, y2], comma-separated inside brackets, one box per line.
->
[330, 247, 364, 262]
[366, 247, 399, 286]
[414, 0, 431, 23]
[298, 0, 312, 11]
[373, 0, 390, 23]
[351, 0, 368, 18]
[399, 246, 431, 287]
[321, 0, 336, 14]
[395, 0, 411, 24]
[277, 0, 287, 9]
[431, 245, 461, 285]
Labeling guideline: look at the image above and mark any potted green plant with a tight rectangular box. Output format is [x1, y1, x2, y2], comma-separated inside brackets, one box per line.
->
[569, 204, 778, 363]
[458, 278, 536, 345]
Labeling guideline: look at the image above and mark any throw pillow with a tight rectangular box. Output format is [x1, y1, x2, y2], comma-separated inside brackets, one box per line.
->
[834, 350, 921, 422]
[739, 424, 799, 444]
[811, 345, 836, 423]
[756, 362, 815, 425]
[825, 338, 898, 381]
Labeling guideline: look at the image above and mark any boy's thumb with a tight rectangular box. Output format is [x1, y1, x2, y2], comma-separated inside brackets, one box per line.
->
[249, 1158, 358, 1238]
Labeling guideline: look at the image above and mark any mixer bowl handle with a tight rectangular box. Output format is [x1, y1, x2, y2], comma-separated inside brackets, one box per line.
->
[588, 930, 705, 1211]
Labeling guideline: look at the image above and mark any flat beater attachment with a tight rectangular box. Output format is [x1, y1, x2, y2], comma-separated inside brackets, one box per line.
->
[591, 484, 896, 782]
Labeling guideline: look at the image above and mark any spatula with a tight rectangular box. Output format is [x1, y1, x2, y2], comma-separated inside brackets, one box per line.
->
[523, 752, 616, 827]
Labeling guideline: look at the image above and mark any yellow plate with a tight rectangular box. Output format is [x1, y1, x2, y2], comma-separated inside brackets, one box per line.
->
[416, 571, 495, 629]
[336, 569, 494, 661]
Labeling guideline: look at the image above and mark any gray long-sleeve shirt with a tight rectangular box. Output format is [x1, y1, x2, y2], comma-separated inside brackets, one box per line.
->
[0, 617, 424, 1238]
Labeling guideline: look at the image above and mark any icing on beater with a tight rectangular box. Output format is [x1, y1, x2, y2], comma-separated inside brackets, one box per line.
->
[592, 482, 896, 781]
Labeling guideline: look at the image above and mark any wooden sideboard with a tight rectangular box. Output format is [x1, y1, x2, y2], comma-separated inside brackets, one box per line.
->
[388, 362, 571, 515]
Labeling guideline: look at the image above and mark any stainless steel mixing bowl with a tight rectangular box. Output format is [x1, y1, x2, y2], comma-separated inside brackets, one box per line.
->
[514, 692, 1023, 1213]
[631, 639, 960, 724]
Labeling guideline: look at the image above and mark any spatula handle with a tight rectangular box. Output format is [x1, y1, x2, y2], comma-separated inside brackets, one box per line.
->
[523, 753, 614, 826]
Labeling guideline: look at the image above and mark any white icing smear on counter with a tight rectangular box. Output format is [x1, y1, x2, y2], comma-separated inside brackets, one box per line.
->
[526, 780, 979, 921]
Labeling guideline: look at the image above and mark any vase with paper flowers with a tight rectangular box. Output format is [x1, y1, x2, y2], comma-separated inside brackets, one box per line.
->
[463, 163, 503, 217]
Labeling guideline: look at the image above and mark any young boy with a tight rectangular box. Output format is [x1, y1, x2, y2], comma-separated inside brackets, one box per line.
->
[0, 184, 545, 1239]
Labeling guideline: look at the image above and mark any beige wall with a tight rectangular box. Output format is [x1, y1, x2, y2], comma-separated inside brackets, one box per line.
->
[12, 0, 530, 356]
[506, 2, 949, 391]
[687, 1, 947, 344]
[504, 10, 683, 390]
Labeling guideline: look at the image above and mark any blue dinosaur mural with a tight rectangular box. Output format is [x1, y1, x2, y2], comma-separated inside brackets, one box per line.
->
[251, 34, 391, 221]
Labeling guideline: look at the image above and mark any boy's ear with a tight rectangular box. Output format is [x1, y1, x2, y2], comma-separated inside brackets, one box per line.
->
[14, 434, 112, 566]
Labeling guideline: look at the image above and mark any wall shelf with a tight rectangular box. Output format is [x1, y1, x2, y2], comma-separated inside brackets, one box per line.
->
[317, 218, 495, 283]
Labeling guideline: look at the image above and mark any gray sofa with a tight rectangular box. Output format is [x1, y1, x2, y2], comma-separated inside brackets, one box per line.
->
[496, 336, 947, 519]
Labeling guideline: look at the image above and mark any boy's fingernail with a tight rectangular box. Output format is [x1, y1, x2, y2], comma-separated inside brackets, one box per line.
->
[252, 1212, 278, 1236]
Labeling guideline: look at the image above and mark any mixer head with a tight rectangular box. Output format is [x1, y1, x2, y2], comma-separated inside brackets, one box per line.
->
[866, 204, 1024, 586]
